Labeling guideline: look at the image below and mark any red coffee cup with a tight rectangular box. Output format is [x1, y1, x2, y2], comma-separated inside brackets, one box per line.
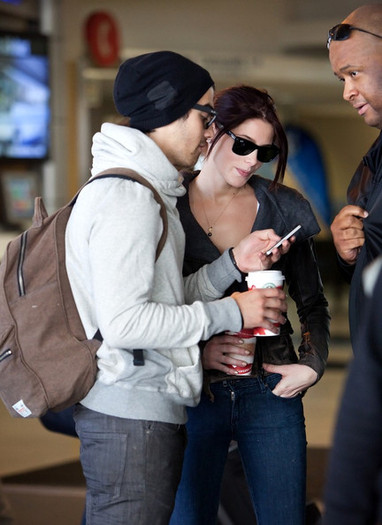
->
[225, 329, 256, 376]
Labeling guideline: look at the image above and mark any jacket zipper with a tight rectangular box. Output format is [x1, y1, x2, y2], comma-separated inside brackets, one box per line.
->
[17, 232, 27, 297]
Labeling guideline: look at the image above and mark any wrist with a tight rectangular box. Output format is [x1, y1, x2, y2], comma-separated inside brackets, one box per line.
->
[229, 247, 246, 277]
[230, 292, 245, 329]
[229, 246, 239, 268]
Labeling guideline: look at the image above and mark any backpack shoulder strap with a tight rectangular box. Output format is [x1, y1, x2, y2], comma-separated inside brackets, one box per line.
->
[76, 168, 168, 261]
[73, 168, 170, 366]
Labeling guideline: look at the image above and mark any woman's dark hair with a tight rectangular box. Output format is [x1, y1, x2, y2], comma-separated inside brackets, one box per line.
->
[209, 85, 288, 185]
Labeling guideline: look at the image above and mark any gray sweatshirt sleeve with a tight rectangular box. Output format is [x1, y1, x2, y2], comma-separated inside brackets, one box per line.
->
[202, 296, 243, 339]
[184, 249, 242, 303]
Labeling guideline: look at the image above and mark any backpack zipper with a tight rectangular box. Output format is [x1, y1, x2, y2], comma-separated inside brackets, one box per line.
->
[17, 232, 27, 297]
[0, 349, 12, 362]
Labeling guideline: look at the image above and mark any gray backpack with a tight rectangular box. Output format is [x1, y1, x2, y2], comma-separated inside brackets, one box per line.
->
[0, 168, 167, 418]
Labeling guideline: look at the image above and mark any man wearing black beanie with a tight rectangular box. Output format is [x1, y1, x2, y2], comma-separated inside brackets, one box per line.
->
[67, 50, 289, 524]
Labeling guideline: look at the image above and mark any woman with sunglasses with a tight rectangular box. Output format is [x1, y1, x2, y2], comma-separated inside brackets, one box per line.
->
[170, 85, 330, 525]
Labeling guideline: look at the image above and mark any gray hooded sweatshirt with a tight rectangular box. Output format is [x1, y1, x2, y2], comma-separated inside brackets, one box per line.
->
[65, 123, 242, 424]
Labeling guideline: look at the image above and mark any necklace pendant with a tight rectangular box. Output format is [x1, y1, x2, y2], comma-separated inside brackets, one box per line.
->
[207, 227, 213, 237]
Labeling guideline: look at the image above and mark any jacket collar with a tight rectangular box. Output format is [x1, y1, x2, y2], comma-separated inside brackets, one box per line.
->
[249, 175, 320, 242]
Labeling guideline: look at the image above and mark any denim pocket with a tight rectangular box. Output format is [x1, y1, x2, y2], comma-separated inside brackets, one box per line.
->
[79, 430, 131, 499]
[263, 373, 299, 401]
[264, 372, 282, 391]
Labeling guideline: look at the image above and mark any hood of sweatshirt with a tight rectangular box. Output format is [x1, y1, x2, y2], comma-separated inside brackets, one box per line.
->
[90, 122, 186, 199]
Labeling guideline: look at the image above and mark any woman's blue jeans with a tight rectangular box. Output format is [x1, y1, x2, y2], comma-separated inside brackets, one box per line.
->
[170, 373, 307, 525]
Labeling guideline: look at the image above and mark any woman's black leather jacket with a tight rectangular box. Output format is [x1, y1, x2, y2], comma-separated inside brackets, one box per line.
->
[178, 173, 331, 383]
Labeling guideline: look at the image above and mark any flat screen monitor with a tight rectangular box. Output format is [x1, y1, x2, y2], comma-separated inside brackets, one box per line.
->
[0, 30, 50, 160]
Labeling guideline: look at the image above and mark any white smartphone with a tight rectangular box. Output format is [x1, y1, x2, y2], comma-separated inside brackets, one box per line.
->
[265, 225, 302, 256]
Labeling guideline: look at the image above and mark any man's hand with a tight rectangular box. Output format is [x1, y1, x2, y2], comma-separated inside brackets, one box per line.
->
[330, 205, 368, 264]
[232, 229, 294, 272]
[231, 288, 287, 331]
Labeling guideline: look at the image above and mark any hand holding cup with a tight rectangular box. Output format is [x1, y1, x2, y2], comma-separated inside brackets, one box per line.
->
[246, 270, 285, 336]
[231, 282, 287, 333]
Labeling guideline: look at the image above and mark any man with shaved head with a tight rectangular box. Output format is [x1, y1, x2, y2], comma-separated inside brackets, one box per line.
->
[329, 3, 382, 348]
[324, 4, 382, 524]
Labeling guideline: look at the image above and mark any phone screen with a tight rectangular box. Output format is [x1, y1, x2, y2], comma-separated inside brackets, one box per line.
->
[265, 225, 301, 256]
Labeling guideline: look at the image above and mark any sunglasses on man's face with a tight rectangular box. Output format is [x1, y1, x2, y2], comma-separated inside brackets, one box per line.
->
[193, 104, 218, 129]
[327, 23, 382, 49]
[225, 130, 279, 163]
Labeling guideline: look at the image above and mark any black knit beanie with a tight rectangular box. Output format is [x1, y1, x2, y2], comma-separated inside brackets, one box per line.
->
[113, 50, 214, 131]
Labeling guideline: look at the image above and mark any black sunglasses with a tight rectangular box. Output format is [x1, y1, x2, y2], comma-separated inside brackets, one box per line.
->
[327, 23, 382, 49]
[226, 130, 279, 162]
[193, 103, 218, 129]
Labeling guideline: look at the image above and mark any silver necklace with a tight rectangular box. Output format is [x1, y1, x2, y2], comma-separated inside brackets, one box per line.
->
[200, 187, 242, 237]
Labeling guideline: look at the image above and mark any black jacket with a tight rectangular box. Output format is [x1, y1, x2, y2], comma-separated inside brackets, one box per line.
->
[178, 172, 330, 382]
[339, 131, 382, 348]
[324, 257, 382, 524]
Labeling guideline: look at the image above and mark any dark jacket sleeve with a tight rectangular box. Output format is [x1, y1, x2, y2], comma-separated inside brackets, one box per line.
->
[337, 136, 382, 285]
[336, 253, 356, 284]
[323, 263, 382, 525]
[284, 238, 330, 380]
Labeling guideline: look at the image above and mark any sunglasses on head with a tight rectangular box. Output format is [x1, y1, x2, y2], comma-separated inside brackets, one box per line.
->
[327, 23, 382, 49]
[225, 130, 279, 162]
[193, 104, 218, 129]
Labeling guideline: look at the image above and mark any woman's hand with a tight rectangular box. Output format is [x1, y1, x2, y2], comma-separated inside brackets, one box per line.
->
[262, 363, 318, 398]
[232, 229, 294, 272]
[202, 333, 254, 375]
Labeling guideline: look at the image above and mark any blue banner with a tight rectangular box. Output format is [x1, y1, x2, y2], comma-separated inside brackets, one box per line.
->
[285, 124, 332, 227]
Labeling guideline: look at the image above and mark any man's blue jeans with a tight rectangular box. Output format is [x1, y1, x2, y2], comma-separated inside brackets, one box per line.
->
[73, 405, 186, 525]
[170, 373, 307, 525]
